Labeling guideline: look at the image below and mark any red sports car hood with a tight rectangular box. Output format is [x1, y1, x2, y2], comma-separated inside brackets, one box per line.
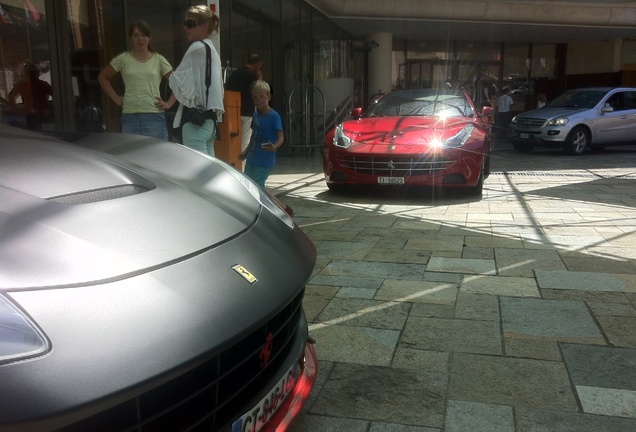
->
[343, 116, 475, 150]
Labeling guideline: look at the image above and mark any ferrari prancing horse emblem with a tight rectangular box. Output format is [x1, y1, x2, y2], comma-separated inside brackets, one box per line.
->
[232, 264, 257, 284]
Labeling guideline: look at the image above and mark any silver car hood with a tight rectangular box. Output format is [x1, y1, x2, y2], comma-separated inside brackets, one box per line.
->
[0, 128, 260, 290]
[517, 106, 587, 119]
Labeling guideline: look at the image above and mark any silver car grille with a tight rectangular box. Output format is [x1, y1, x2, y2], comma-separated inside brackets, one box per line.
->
[338, 155, 452, 177]
[514, 118, 546, 128]
[59, 290, 305, 432]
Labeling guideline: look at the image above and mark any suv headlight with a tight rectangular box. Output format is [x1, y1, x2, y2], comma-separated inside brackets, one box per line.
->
[0, 295, 48, 364]
[547, 117, 569, 126]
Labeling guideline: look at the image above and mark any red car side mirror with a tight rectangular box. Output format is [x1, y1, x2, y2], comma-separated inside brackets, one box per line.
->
[480, 106, 495, 123]
[351, 107, 363, 119]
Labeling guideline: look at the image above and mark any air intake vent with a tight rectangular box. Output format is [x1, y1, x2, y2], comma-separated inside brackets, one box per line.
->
[49, 185, 150, 204]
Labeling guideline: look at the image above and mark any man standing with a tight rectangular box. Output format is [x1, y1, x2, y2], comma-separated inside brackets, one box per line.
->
[225, 54, 263, 157]
[496, 88, 514, 137]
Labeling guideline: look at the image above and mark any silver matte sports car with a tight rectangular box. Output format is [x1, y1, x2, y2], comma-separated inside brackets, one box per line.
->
[0, 126, 317, 432]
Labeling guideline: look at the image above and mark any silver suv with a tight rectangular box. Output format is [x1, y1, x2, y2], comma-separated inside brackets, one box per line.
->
[508, 87, 636, 155]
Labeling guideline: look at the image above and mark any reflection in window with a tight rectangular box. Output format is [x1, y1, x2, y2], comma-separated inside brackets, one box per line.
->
[0, 0, 54, 131]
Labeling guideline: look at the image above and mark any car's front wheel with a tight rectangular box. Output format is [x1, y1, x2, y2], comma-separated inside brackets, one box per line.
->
[466, 154, 488, 196]
[564, 126, 589, 155]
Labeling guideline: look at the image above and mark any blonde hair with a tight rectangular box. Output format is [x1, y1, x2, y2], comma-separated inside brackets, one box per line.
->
[251, 80, 271, 95]
[186, 5, 219, 34]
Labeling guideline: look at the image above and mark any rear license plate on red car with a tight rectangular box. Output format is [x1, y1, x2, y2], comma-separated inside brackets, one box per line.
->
[378, 177, 405, 184]
[231, 362, 300, 432]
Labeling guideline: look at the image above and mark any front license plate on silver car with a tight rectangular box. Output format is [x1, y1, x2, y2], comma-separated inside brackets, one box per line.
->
[231, 362, 300, 432]
[377, 177, 405, 184]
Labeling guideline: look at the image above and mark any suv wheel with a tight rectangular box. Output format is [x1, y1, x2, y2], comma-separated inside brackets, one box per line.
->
[565, 126, 589, 155]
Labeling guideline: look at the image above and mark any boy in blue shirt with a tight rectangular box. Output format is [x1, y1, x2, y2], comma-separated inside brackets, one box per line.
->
[242, 80, 284, 188]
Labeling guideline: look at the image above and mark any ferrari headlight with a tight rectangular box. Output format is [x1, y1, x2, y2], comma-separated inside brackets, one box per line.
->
[433, 124, 474, 148]
[0, 295, 48, 364]
[333, 124, 353, 149]
[214, 161, 294, 228]
[547, 117, 569, 126]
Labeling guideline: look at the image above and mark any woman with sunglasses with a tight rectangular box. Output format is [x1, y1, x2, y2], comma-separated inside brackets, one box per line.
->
[157, 5, 224, 156]
[98, 20, 173, 140]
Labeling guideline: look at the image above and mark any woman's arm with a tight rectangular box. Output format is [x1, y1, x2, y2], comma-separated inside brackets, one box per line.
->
[97, 65, 123, 107]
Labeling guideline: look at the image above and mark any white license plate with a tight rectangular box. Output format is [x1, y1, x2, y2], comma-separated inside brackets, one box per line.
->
[519, 133, 530, 139]
[377, 177, 405, 184]
[231, 362, 300, 432]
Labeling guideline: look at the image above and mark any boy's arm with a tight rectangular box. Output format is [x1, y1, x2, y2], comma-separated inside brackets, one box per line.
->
[273, 130, 284, 149]
[262, 130, 284, 151]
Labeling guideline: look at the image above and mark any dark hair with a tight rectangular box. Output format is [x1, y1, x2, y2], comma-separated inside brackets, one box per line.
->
[128, 20, 154, 52]
[248, 54, 262, 65]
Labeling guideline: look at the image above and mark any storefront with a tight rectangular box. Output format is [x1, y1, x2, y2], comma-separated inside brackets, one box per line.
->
[3, 1, 627, 142]
[0, 0, 355, 142]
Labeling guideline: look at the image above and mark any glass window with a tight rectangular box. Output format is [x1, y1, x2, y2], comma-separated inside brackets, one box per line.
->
[1, 0, 54, 131]
[457, 42, 500, 62]
[405, 40, 453, 60]
[530, 44, 556, 80]
[503, 43, 529, 86]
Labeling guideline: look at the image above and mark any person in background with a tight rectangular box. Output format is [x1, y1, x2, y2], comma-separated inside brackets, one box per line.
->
[7, 62, 53, 130]
[98, 20, 173, 140]
[243, 80, 283, 188]
[536, 93, 547, 109]
[225, 54, 263, 159]
[158, 5, 224, 156]
[496, 88, 514, 137]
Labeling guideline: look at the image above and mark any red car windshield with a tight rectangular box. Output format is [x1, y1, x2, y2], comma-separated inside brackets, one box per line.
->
[366, 90, 473, 118]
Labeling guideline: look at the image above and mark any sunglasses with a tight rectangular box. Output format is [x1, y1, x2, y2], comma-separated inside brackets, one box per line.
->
[183, 19, 199, 29]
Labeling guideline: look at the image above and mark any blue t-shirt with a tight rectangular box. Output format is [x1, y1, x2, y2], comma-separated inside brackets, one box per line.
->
[246, 108, 283, 168]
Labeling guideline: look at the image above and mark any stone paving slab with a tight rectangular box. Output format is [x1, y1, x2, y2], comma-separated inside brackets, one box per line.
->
[426, 257, 497, 275]
[494, 248, 566, 277]
[535, 270, 635, 292]
[445, 400, 514, 432]
[316, 298, 411, 330]
[449, 354, 578, 411]
[310, 363, 447, 428]
[460, 275, 540, 297]
[501, 297, 605, 343]
[515, 408, 636, 432]
[401, 316, 502, 355]
[375, 279, 458, 304]
[576, 386, 636, 418]
[594, 315, 636, 347]
[319, 259, 427, 280]
[309, 325, 400, 366]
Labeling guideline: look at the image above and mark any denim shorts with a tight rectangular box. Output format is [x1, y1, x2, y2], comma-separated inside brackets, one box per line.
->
[121, 113, 168, 140]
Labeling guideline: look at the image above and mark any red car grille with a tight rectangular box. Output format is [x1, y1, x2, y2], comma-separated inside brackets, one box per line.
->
[338, 155, 452, 177]
[60, 290, 305, 432]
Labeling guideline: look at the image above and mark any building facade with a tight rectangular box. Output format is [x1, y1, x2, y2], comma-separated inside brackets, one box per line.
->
[1, 0, 634, 140]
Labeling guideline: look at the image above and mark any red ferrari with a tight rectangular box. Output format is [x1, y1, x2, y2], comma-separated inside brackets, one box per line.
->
[323, 89, 494, 195]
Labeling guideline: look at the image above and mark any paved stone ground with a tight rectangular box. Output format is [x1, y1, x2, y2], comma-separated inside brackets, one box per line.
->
[269, 142, 636, 432]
